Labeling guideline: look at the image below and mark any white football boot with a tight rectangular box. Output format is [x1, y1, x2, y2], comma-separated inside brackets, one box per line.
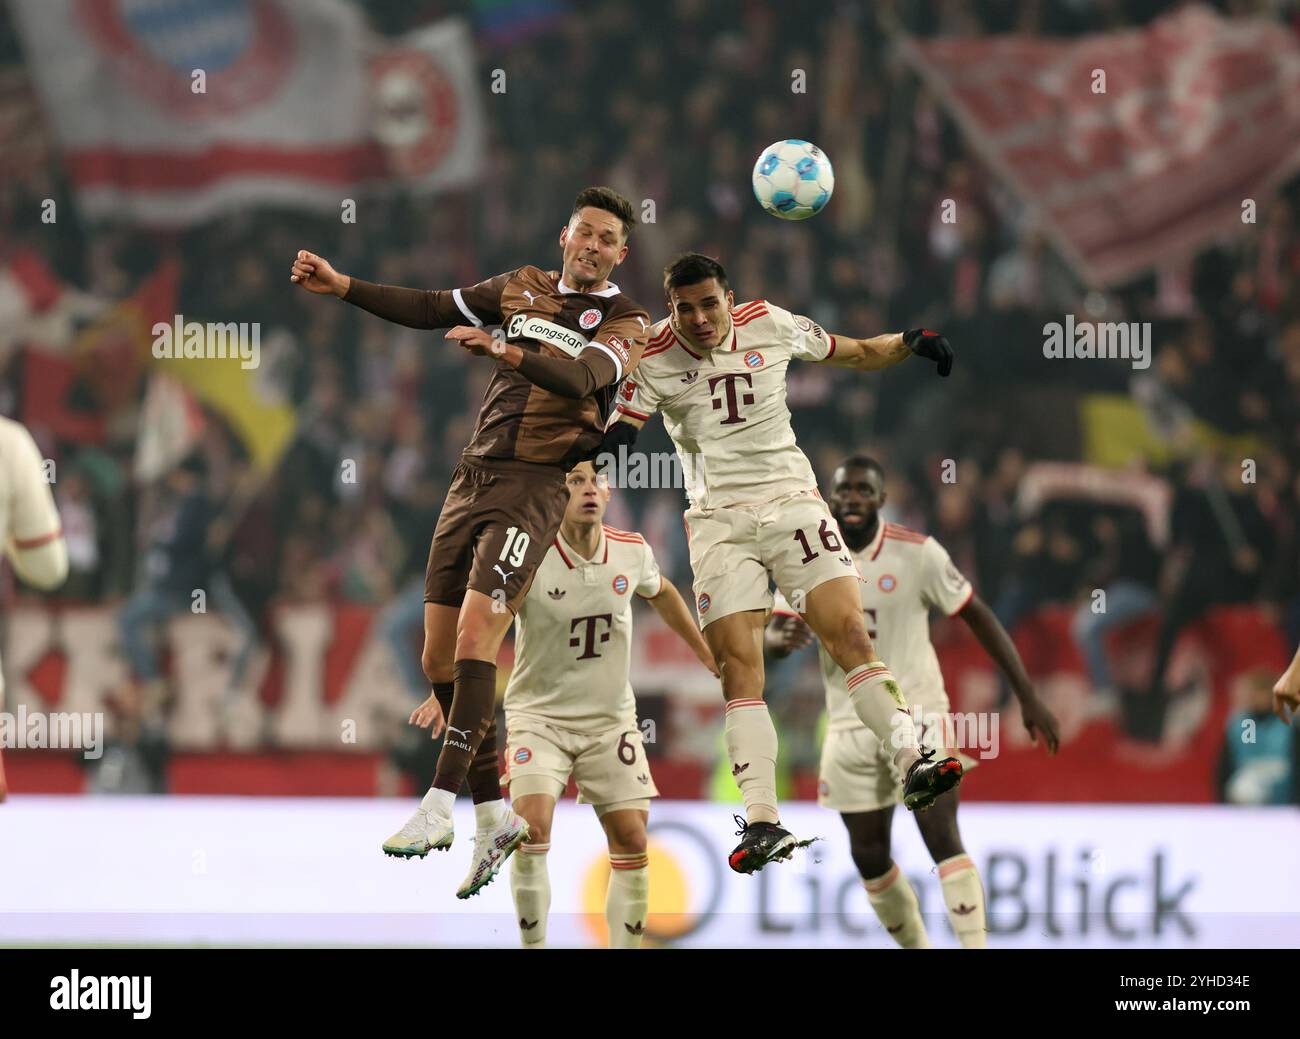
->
[382, 802, 454, 858]
[456, 809, 530, 899]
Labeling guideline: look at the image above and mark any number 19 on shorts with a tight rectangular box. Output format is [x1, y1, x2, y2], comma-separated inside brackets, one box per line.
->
[499, 526, 531, 568]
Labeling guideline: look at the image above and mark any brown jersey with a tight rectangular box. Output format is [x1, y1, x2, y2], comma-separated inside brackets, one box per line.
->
[344, 266, 649, 467]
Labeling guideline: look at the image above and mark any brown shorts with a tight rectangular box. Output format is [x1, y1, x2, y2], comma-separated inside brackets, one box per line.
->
[424, 455, 570, 614]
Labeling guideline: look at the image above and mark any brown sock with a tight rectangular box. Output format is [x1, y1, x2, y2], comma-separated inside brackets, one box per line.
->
[432, 659, 497, 795]
[433, 680, 502, 805]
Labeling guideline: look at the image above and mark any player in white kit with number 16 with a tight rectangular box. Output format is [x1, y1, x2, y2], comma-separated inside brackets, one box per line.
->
[598, 253, 963, 872]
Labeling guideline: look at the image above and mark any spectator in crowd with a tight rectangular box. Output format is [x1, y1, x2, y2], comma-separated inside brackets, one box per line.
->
[1216, 669, 1299, 806]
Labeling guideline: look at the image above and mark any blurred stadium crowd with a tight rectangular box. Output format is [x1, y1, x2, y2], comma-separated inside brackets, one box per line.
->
[1, 0, 1297, 802]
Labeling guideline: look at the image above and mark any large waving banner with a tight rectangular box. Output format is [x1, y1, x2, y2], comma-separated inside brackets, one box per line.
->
[900, 5, 1300, 286]
[10, 1, 485, 226]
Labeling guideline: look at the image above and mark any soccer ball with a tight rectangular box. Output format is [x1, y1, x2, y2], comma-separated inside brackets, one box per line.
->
[751, 139, 834, 220]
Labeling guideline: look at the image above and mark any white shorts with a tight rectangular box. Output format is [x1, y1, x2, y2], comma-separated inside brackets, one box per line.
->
[685, 490, 860, 627]
[504, 717, 657, 815]
[818, 691, 979, 813]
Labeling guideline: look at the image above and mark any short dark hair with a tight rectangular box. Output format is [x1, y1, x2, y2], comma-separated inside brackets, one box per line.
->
[663, 252, 730, 296]
[836, 454, 886, 483]
[572, 186, 635, 241]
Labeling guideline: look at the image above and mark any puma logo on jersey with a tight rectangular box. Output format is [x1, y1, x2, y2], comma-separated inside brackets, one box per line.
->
[625, 920, 645, 935]
[547, 587, 566, 600]
[522, 290, 535, 304]
[681, 370, 700, 384]
[520, 918, 539, 931]
[447, 725, 472, 742]
[952, 903, 976, 916]
[732, 762, 749, 776]
[493, 564, 514, 583]
[635, 316, 647, 330]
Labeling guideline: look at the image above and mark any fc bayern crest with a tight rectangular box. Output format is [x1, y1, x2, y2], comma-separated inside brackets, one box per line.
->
[78, 0, 293, 118]
[612, 574, 629, 594]
[697, 592, 711, 613]
[514, 747, 532, 765]
[579, 308, 602, 330]
[744, 351, 764, 369]
[878, 574, 897, 592]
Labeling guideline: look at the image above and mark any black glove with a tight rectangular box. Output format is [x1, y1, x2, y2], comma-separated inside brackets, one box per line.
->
[903, 328, 953, 377]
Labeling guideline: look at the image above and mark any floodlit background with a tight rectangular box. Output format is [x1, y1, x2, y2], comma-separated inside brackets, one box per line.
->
[1, 0, 1299, 947]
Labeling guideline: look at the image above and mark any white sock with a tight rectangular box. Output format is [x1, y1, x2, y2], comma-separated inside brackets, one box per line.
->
[511, 842, 551, 948]
[939, 853, 987, 948]
[420, 787, 456, 819]
[473, 798, 509, 830]
[844, 662, 920, 772]
[864, 863, 930, 948]
[724, 698, 780, 824]
[606, 853, 650, 949]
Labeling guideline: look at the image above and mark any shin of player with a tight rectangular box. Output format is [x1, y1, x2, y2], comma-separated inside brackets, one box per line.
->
[509, 797, 650, 950]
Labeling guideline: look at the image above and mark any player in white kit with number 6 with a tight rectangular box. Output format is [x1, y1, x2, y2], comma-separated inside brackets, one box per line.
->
[502, 461, 717, 947]
[598, 253, 963, 873]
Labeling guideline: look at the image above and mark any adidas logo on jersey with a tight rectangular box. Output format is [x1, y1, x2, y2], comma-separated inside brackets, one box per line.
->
[520, 918, 539, 930]
[732, 762, 749, 776]
[952, 903, 976, 916]
[680, 370, 699, 384]
[547, 587, 566, 599]
[838, 554, 852, 566]
[625, 921, 645, 936]
[637, 773, 649, 785]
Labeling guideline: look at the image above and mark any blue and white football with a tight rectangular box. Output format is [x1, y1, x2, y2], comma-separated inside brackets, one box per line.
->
[751, 139, 835, 220]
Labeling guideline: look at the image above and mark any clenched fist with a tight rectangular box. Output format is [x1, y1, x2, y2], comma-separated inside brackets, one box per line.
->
[290, 250, 350, 298]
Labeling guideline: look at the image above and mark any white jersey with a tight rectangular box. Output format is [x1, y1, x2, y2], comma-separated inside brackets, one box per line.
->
[505, 524, 662, 734]
[774, 522, 972, 732]
[617, 301, 836, 510]
[0, 416, 67, 696]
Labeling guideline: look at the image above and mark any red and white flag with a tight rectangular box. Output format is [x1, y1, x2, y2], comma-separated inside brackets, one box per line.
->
[10, 1, 485, 227]
[134, 373, 206, 483]
[901, 5, 1300, 286]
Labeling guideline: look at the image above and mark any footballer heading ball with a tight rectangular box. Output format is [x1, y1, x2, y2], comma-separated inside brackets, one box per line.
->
[751, 139, 834, 220]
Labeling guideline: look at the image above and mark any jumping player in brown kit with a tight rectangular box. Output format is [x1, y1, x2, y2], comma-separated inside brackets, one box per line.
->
[290, 187, 650, 897]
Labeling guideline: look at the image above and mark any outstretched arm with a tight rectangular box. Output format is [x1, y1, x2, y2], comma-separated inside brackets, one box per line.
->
[645, 577, 719, 678]
[821, 328, 954, 377]
[957, 593, 1060, 753]
[290, 250, 497, 330]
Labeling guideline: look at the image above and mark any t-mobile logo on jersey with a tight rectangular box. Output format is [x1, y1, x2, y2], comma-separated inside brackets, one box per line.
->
[708, 372, 755, 425]
[569, 614, 613, 659]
